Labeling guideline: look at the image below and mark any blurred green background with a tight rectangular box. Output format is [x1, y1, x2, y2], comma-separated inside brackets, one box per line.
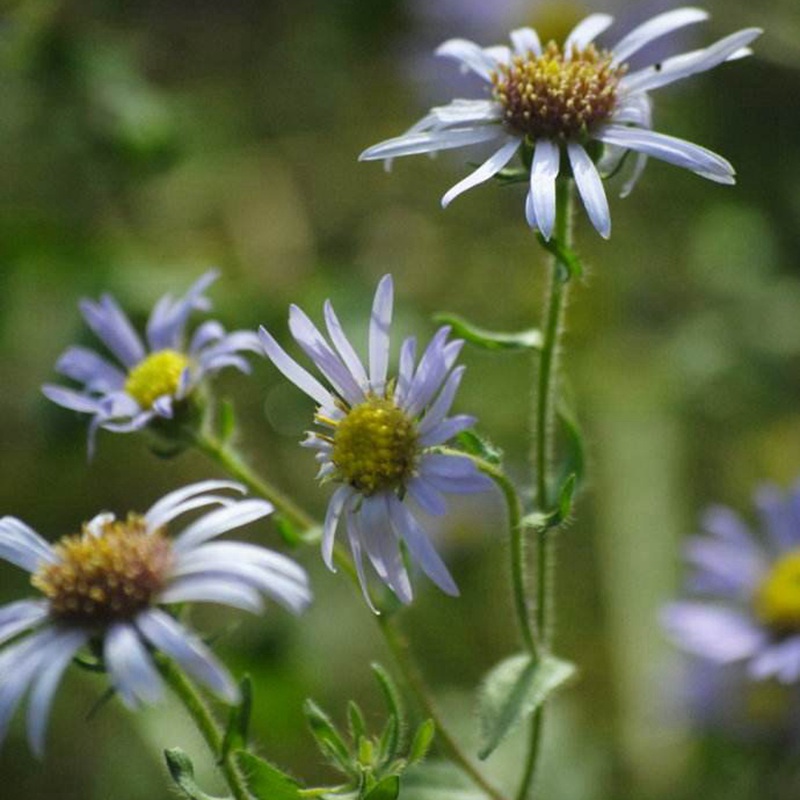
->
[1, 0, 798, 798]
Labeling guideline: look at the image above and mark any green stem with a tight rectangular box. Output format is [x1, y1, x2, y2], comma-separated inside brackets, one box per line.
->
[191, 432, 505, 799]
[377, 615, 508, 800]
[158, 658, 252, 800]
[192, 429, 317, 533]
[518, 180, 573, 800]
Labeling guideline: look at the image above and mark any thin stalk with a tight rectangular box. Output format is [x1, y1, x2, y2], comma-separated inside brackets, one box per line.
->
[158, 658, 252, 800]
[377, 615, 508, 800]
[518, 180, 573, 800]
[191, 433, 505, 799]
[192, 429, 316, 533]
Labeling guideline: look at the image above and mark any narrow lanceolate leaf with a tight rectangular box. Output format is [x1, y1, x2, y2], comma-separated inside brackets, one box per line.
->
[434, 313, 543, 352]
[520, 474, 577, 534]
[347, 700, 367, 742]
[235, 751, 304, 800]
[164, 749, 220, 800]
[304, 698, 352, 773]
[454, 430, 503, 466]
[363, 775, 401, 800]
[477, 653, 577, 760]
[377, 712, 400, 767]
[371, 663, 405, 730]
[408, 719, 436, 765]
[221, 675, 253, 760]
[556, 402, 585, 489]
[535, 234, 584, 281]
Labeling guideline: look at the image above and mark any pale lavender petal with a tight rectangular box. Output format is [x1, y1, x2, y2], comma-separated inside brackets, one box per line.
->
[418, 366, 465, 436]
[26, 628, 89, 757]
[344, 507, 379, 614]
[144, 480, 244, 526]
[525, 191, 538, 229]
[147, 270, 218, 351]
[756, 485, 800, 553]
[596, 126, 735, 184]
[530, 139, 560, 239]
[54, 347, 126, 392]
[199, 353, 250, 376]
[0, 600, 49, 646]
[79, 295, 146, 367]
[701, 505, 759, 548]
[152, 395, 174, 418]
[177, 541, 308, 584]
[387, 495, 458, 596]
[611, 8, 709, 65]
[662, 603, 767, 662]
[749, 638, 800, 684]
[568, 143, 611, 239]
[393, 337, 417, 407]
[621, 28, 761, 94]
[136, 609, 239, 703]
[289, 305, 364, 405]
[42, 385, 104, 414]
[189, 320, 226, 354]
[146, 495, 236, 532]
[369, 275, 393, 394]
[0, 517, 57, 571]
[565, 14, 613, 52]
[441, 138, 521, 208]
[324, 300, 369, 388]
[510, 27, 542, 57]
[360, 495, 412, 604]
[159, 576, 265, 614]
[173, 499, 273, 553]
[419, 415, 477, 447]
[435, 38, 499, 81]
[104, 623, 163, 708]
[359, 127, 503, 162]
[322, 486, 352, 571]
[258, 326, 336, 408]
[684, 536, 765, 597]
[407, 477, 447, 517]
[403, 327, 450, 418]
[430, 99, 503, 127]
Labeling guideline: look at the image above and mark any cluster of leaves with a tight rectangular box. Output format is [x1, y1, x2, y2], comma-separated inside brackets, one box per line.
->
[165, 666, 434, 800]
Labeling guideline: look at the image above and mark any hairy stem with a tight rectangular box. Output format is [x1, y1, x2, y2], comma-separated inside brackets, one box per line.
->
[158, 658, 252, 800]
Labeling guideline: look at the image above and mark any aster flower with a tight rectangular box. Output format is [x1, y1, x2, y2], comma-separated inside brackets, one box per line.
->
[258, 275, 493, 608]
[359, 8, 761, 239]
[43, 271, 260, 454]
[0, 480, 311, 755]
[663, 480, 800, 685]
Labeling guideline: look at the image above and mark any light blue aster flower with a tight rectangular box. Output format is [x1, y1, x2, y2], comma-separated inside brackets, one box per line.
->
[0, 480, 311, 756]
[360, 8, 760, 239]
[43, 271, 260, 454]
[664, 480, 800, 685]
[258, 275, 493, 608]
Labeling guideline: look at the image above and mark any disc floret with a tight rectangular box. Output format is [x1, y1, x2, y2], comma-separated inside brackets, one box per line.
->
[328, 395, 418, 496]
[492, 42, 624, 140]
[124, 350, 191, 410]
[32, 515, 173, 623]
[755, 551, 800, 633]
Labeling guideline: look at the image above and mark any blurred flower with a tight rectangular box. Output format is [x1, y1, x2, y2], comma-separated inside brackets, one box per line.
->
[258, 275, 492, 608]
[360, 9, 760, 239]
[43, 271, 260, 455]
[0, 480, 311, 756]
[664, 480, 800, 685]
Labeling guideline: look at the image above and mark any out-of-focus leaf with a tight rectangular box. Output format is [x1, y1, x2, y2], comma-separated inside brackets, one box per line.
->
[235, 751, 303, 800]
[477, 652, 576, 759]
[219, 399, 236, 443]
[370, 663, 404, 729]
[401, 762, 484, 800]
[221, 675, 252, 761]
[347, 700, 367, 743]
[434, 313, 542, 352]
[408, 719, 435, 765]
[363, 775, 400, 800]
[164, 749, 220, 800]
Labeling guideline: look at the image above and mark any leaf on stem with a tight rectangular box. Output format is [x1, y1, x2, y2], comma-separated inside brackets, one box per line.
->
[164, 748, 222, 800]
[521, 473, 578, 533]
[363, 775, 401, 800]
[407, 719, 435, 765]
[477, 652, 577, 760]
[235, 751, 304, 800]
[220, 675, 253, 761]
[535, 234, 584, 281]
[434, 313, 543, 352]
[304, 698, 353, 773]
[556, 403, 585, 490]
[454, 430, 503, 467]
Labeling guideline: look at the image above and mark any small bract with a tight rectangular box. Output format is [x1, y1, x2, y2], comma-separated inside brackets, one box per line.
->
[43, 271, 260, 455]
[360, 8, 761, 239]
[259, 275, 493, 608]
[0, 480, 311, 755]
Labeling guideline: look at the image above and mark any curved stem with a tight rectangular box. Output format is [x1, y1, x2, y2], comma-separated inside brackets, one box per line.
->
[158, 657, 252, 800]
[191, 432, 505, 799]
[192, 429, 317, 534]
[518, 180, 573, 800]
[377, 615, 508, 800]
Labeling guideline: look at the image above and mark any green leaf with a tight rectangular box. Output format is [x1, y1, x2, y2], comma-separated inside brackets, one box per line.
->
[164, 749, 221, 800]
[370, 664, 404, 728]
[401, 762, 483, 800]
[304, 699, 353, 773]
[434, 313, 542, 352]
[347, 700, 367, 743]
[477, 652, 577, 760]
[363, 775, 400, 800]
[556, 402, 585, 490]
[273, 515, 308, 547]
[408, 719, 435, 765]
[521, 473, 578, 534]
[219, 399, 236, 443]
[221, 675, 252, 761]
[235, 751, 304, 800]
[454, 430, 503, 466]
[535, 234, 584, 281]
[377, 713, 399, 767]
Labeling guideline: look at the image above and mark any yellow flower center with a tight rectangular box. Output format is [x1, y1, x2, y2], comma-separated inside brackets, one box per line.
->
[31, 515, 173, 623]
[755, 551, 800, 633]
[124, 350, 191, 409]
[329, 396, 418, 495]
[492, 42, 625, 140]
